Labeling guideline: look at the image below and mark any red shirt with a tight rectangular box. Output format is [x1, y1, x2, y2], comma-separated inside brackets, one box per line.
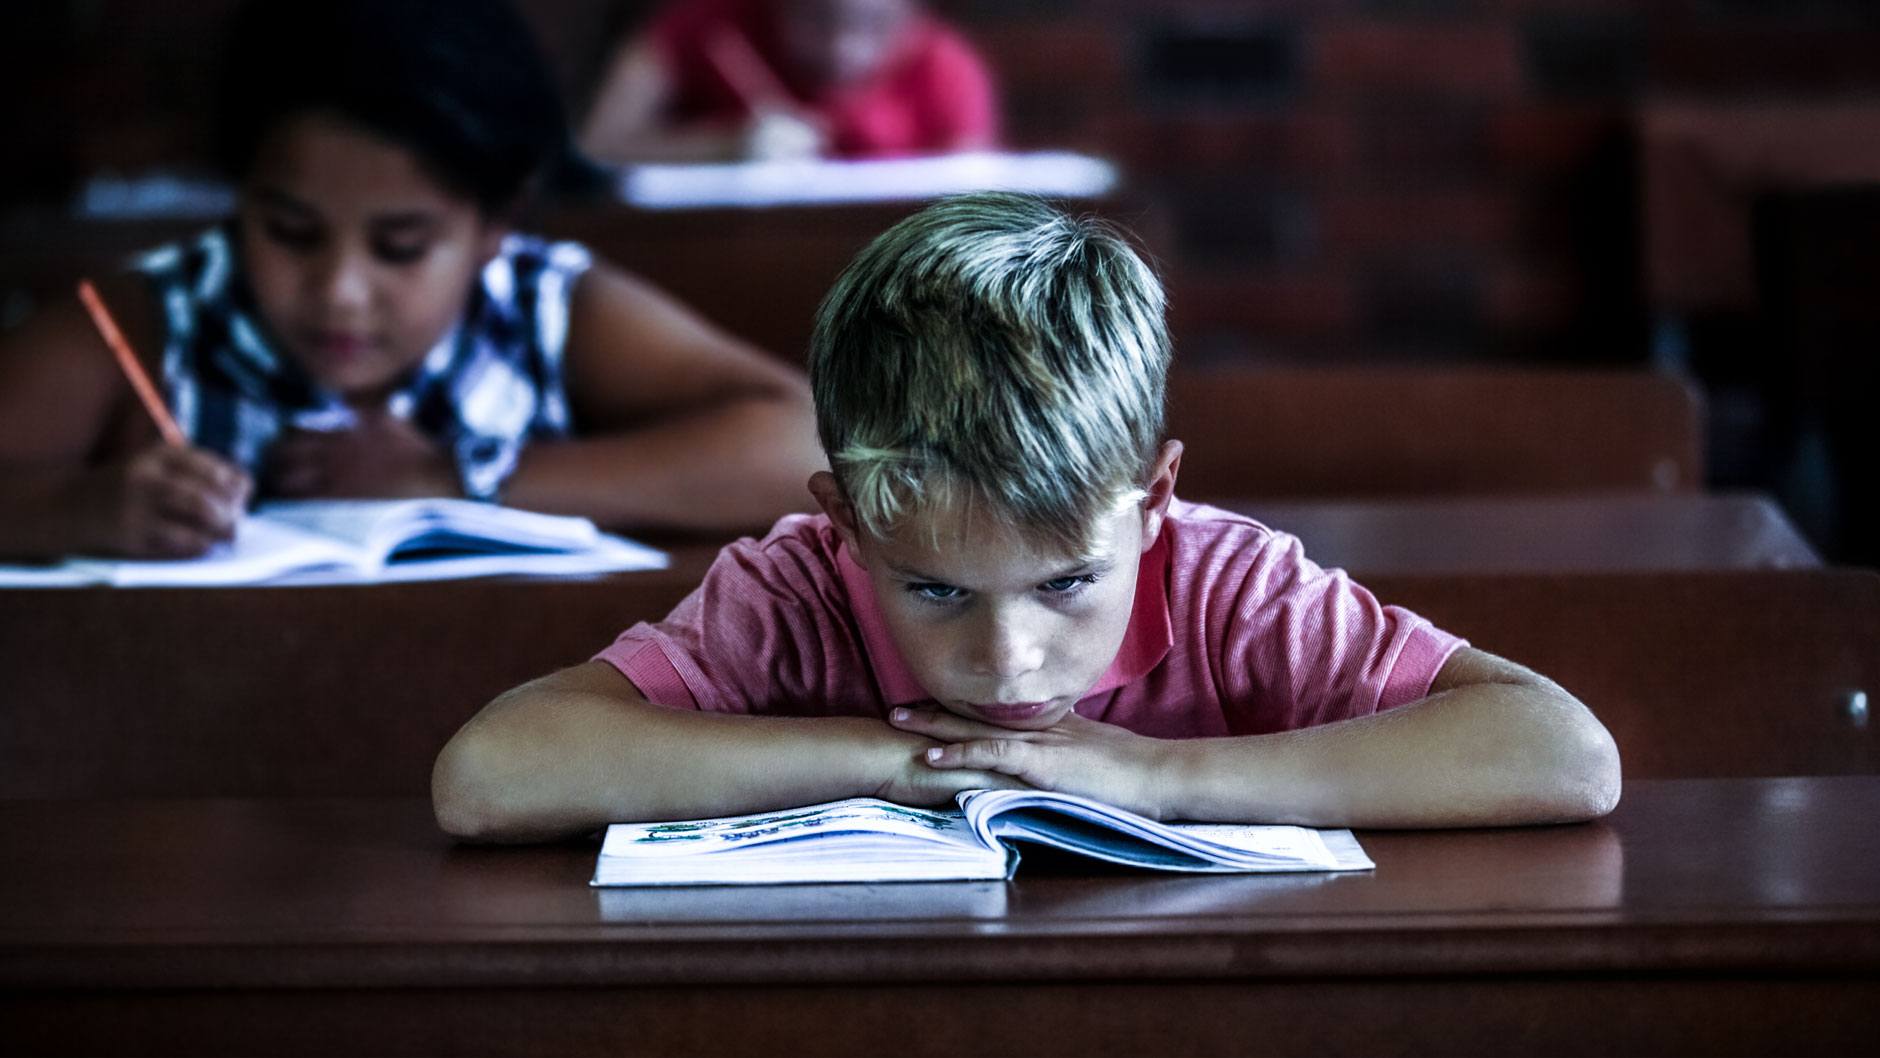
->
[646, 0, 999, 157]
[595, 501, 1465, 737]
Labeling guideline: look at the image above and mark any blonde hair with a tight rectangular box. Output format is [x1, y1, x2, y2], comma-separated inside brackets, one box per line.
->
[810, 192, 1169, 553]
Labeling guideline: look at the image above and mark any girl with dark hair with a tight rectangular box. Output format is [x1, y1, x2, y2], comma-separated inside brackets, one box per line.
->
[0, 0, 822, 560]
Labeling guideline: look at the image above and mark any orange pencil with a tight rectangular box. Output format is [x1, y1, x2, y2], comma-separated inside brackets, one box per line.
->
[76, 279, 185, 446]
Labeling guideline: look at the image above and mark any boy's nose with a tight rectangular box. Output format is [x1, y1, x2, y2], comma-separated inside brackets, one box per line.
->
[970, 610, 1045, 680]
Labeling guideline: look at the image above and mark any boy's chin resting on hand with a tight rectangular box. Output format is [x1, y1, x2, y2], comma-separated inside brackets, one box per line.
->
[887, 706, 1177, 821]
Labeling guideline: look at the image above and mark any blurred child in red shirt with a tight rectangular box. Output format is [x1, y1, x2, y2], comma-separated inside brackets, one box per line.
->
[582, 0, 998, 162]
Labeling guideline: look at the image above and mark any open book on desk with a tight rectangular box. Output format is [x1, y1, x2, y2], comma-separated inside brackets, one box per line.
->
[0, 498, 667, 587]
[592, 789, 1373, 887]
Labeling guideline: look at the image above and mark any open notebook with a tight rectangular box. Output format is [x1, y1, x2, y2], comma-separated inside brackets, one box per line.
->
[0, 498, 666, 587]
[593, 789, 1374, 887]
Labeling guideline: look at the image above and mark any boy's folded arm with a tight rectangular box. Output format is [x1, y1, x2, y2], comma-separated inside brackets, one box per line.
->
[1167, 647, 1622, 829]
[431, 661, 997, 843]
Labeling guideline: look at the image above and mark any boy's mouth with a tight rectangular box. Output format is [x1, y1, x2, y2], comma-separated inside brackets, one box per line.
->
[963, 700, 1058, 726]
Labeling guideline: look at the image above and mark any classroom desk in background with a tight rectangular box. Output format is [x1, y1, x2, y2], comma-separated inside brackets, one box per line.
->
[1226, 490, 1820, 574]
[1, 565, 1875, 798]
[1167, 366, 1706, 498]
[2, 777, 1876, 1057]
[0, 542, 720, 799]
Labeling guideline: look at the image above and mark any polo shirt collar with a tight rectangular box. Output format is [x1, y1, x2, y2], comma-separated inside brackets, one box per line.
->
[834, 526, 1174, 708]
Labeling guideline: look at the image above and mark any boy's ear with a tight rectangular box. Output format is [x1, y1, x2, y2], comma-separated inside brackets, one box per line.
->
[808, 470, 866, 554]
[1138, 439, 1183, 551]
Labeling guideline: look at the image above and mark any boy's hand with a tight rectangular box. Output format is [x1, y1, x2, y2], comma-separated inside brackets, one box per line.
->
[79, 443, 252, 557]
[266, 410, 457, 499]
[888, 707, 1175, 820]
[872, 725, 1031, 807]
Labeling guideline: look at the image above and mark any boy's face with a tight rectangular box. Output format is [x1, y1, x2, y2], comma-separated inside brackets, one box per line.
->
[237, 113, 505, 405]
[813, 444, 1179, 731]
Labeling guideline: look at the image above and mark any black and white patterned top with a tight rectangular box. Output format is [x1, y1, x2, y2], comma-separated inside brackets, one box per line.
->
[132, 224, 591, 500]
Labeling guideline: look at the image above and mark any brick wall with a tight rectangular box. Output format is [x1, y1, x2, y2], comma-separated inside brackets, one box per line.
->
[7, 0, 1880, 366]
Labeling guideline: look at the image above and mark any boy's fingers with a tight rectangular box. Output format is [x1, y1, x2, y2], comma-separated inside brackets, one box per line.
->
[891, 708, 1037, 742]
[920, 767, 1029, 795]
[891, 708, 968, 738]
[927, 738, 1038, 778]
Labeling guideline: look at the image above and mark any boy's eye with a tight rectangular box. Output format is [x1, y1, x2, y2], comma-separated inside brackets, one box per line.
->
[907, 582, 964, 602]
[1040, 574, 1097, 594]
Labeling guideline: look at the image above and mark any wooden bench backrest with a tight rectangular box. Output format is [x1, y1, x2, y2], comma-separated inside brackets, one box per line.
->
[1168, 367, 1705, 498]
[3, 567, 1871, 797]
[0, 567, 706, 799]
[1369, 569, 1880, 780]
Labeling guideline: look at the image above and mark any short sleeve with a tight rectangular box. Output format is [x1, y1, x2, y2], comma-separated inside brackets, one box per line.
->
[590, 518, 881, 717]
[640, 0, 758, 121]
[912, 25, 999, 150]
[1212, 530, 1466, 733]
[642, 0, 722, 64]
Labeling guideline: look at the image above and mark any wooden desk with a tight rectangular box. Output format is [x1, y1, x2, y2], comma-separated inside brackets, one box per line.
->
[0, 545, 719, 799]
[1224, 491, 1820, 574]
[1365, 569, 1880, 780]
[2, 778, 1876, 1056]
[2, 568, 1874, 797]
[1168, 366, 1705, 498]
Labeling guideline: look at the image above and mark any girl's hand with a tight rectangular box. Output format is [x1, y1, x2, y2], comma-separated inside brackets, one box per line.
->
[887, 707, 1177, 820]
[266, 410, 457, 499]
[78, 443, 252, 557]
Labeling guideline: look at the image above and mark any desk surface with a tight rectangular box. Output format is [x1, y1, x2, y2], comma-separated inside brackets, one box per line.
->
[1226, 490, 1820, 574]
[3, 778, 1877, 1056]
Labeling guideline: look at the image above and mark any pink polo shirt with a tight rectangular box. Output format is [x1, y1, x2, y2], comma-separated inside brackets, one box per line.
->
[594, 500, 1465, 737]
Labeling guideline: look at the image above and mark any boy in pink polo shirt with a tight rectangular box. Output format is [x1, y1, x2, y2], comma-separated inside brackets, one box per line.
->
[433, 194, 1620, 843]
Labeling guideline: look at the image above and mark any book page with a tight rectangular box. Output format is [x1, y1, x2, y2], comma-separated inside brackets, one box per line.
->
[0, 516, 360, 587]
[263, 533, 667, 584]
[601, 798, 977, 857]
[0, 562, 109, 587]
[100, 516, 362, 587]
[256, 499, 602, 561]
[593, 798, 1007, 886]
[0, 505, 665, 587]
[959, 789, 1367, 873]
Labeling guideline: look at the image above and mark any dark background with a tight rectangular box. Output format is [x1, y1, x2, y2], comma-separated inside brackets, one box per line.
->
[3, 0, 1876, 561]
